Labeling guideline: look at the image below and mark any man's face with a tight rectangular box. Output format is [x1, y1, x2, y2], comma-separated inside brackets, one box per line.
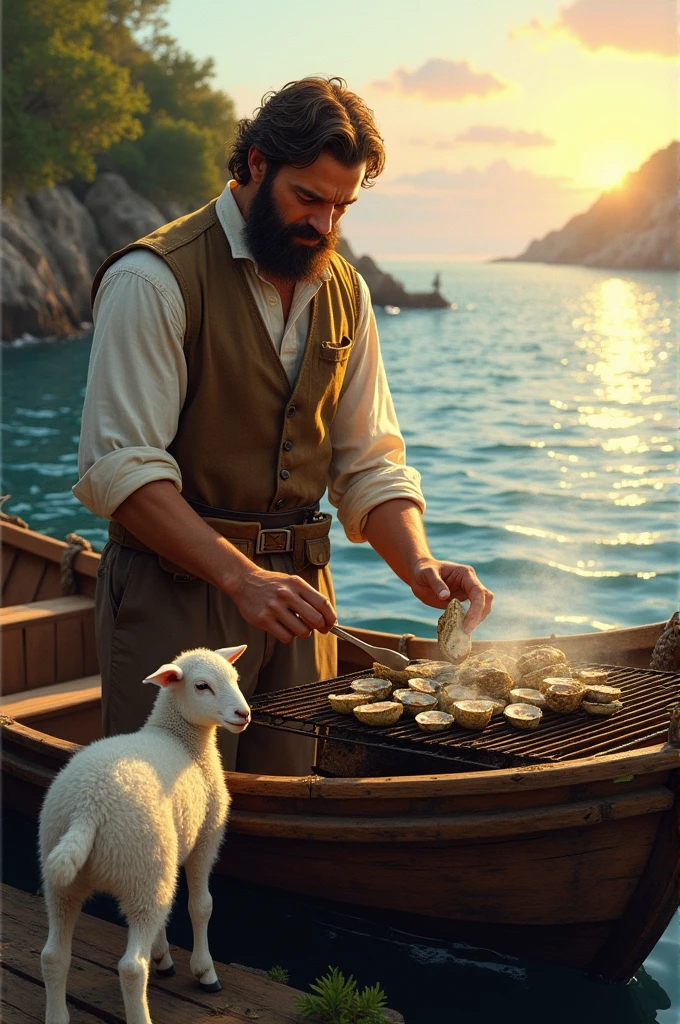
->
[244, 151, 365, 281]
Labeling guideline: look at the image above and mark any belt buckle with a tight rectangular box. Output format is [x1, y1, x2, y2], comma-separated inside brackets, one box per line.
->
[255, 527, 294, 555]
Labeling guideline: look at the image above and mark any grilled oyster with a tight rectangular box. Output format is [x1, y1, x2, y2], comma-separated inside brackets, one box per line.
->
[415, 710, 455, 732]
[437, 599, 472, 665]
[353, 701, 404, 726]
[372, 662, 409, 686]
[453, 699, 495, 730]
[504, 703, 542, 730]
[408, 677, 440, 696]
[522, 664, 573, 690]
[328, 692, 376, 713]
[437, 682, 477, 714]
[544, 680, 586, 713]
[538, 674, 575, 694]
[582, 699, 623, 716]
[583, 684, 622, 703]
[508, 688, 546, 709]
[573, 669, 609, 687]
[350, 678, 392, 701]
[393, 689, 439, 715]
[404, 660, 455, 682]
[517, 646, 568, 677]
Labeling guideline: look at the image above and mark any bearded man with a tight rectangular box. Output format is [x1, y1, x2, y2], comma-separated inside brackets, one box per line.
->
[74, 77, 493, 774]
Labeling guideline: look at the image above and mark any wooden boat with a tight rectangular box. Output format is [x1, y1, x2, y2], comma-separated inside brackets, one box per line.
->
[2, 518, 678, 983]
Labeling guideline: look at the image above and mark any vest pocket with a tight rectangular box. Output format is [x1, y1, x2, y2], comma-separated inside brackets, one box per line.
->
[305, 536, 331, 567]
[320, 335, 353, 362]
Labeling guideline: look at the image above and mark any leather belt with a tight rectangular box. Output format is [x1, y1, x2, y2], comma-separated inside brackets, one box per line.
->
[185, 497, 320, 528]
[108, 509, 332, 578]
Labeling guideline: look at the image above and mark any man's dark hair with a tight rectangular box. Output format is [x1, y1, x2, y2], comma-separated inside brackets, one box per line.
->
[228, 77, 385, 187]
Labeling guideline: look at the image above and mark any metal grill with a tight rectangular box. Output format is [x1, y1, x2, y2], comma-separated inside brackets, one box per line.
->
[249, 664, 680, 770]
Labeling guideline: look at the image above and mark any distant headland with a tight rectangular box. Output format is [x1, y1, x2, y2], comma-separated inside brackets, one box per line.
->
[496, 142, 678, 271]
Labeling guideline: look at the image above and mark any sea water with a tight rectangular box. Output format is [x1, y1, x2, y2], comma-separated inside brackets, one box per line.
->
[1, 261, 678, 1021]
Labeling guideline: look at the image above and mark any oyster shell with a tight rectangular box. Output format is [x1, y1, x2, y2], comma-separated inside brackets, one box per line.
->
[408, 677, 440, 696]
[516, 646, 568, 677]
[437, 599, 472, 665]
[583, 684, 621, 703]
[452, 699, 495, 730]
[504, 703, 542, 730]
[350, 678, 392, 701]
[521, 663, 572, 690]
[415, 710, 455, 732]
[328, 692, 376, 713]
[582, 699, 623, 716]
[437, 682, 477, 714]
[573, 669, 610, 687]
[538, 674, 575, 694]
[544, 680, 586, 713]
[372, 662, 409, 686]
[353, 701, 404, 726]
[508, 688, 546, 709]
[393, 689, 439, 715]
[404, 660, 455, 682]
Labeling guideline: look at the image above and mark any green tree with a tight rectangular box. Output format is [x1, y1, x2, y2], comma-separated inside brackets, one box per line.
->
[2, 0, 148, 199]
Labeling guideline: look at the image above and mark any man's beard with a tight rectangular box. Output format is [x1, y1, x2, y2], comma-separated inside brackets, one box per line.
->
[243, 170, 339, 281]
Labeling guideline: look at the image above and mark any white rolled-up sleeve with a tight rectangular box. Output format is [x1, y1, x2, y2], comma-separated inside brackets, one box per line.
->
[73, 252, 188, 519]
[328, 275, 425, 543]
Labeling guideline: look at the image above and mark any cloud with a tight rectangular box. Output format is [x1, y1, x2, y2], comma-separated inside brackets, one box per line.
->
[512, 0, 677, 58]
[342, 161, 597, 258]
[372, 58, 509, 102]
[455, 126, 556, 147]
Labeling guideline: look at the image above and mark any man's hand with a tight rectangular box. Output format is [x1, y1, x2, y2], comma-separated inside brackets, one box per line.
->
[229, 566, 337, 643]
[410, 558, 493, 632]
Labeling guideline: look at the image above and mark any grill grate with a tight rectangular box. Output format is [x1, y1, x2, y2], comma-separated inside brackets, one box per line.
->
[249, 664, 680, 770]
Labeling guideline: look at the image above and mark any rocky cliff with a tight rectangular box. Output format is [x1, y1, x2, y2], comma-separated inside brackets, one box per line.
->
[501, 142, 678, 270]
[2, 175, 447, 343]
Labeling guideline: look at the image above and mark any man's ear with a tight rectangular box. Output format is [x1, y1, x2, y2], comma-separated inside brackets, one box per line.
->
[215, 645, 248, 664]
[247, 145, 267, 184]
[143, 663, 184, 687]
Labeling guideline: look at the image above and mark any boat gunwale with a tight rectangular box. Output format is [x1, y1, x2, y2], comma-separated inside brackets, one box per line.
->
[2, 716, 677, 800]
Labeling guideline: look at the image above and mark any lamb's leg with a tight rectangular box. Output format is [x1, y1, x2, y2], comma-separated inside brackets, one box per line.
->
[41, 887, 82, 1024]
[184, 836, 221, 991]
[118, 911, 167, 1024]
[150, 925, 174, 977]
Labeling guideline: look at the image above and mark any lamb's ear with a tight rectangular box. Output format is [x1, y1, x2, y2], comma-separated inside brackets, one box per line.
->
[215, 645, 247, 664]
[143, 663, 184, 687]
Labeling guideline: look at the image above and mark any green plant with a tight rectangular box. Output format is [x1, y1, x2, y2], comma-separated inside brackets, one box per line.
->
[295, 966, 389, 1024]
[266, 965, 289, 984]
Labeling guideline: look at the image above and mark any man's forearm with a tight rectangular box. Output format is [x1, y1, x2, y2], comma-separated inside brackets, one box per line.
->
[112, 479, 253, 596]
[362, 498, 432, 585]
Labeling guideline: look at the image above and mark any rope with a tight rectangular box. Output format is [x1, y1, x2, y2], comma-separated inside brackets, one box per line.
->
[0, 494, 28, 529]
[60, 532, 93, 596]
[650, 611, 680, 672]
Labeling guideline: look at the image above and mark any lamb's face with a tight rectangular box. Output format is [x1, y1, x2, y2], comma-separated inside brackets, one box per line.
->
[145, 646, 252, 732]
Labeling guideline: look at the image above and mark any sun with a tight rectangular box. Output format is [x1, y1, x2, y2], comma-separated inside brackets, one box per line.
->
[579, 143, 639, 192]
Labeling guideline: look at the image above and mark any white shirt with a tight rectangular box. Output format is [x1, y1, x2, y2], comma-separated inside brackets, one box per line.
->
[73, 182, 424, 543]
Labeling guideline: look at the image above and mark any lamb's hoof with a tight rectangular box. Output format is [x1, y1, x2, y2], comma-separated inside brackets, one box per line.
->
[156, 965, 176, 978]
[199, 978, 222, 993]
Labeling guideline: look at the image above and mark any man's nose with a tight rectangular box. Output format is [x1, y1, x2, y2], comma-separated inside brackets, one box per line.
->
[308, 210, 334, 236]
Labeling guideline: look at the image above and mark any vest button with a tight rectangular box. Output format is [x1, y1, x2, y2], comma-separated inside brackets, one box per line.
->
[280, 469, 290, 480]
[275, 498, 286, 509]
[287, 405, 296, 417]
[283, 440, 293, 451]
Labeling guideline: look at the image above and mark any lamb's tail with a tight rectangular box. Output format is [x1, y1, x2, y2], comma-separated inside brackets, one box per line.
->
[44, 819, 96, 889]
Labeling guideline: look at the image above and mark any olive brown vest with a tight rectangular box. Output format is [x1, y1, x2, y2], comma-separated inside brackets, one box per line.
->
[91, 199, 360, 514]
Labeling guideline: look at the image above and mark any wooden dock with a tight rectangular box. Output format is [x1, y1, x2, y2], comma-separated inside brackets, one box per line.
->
[1, 884, 307, 1022]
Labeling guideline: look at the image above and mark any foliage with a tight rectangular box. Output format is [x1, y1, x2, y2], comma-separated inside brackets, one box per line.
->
[295, 966, 389, 1024]
[2, 0, 237, 206]
[2, 0, 148, 199]
[266, 965, 290, 984]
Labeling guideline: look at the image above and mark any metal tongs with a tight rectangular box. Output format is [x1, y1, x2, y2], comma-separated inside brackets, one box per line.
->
[330, 625, 410, 671]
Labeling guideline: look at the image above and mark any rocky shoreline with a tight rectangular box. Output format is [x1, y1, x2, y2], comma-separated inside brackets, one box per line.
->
[1, 175, 448, 344]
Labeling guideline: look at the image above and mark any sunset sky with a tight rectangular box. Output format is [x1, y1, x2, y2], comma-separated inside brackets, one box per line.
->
[165, 0, 677, 258]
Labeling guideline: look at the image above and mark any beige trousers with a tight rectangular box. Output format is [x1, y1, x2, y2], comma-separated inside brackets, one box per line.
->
[95, 541, 337, 775]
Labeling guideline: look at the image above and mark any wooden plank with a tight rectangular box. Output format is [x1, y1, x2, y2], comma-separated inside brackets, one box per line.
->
[2, 885, 307, 1023]
[0, 596, 95, 628]
[24, 621, 56, 689]
[34, 561, 63, 602]
[56, 617, 84, 683]
[0, 676, 101, 719]
[83, 617, 99, 676]
[2, 545, 18, 589]
[0, 522, 99, 579]
[2, 552, 48, 607]
[1, 627, 26, 695]
[1, 964, 106, 1023]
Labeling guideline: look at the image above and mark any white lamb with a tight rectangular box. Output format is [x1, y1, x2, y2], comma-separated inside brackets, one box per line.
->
[38, 645, 251, 1024]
